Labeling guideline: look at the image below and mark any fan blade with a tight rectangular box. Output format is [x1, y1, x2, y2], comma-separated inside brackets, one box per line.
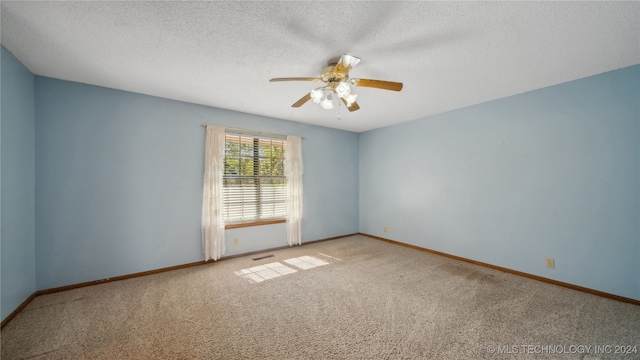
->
[335, 54, 361, 75]
[351, 78, 403, 91]
[341, 98, 360, 112]
[292, 93, 312, 108]
[270, 77, 323, 82]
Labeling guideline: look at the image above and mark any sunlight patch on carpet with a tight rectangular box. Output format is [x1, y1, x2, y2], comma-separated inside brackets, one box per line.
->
[235, 253, 342, 283]
[235, 262, 297, 283]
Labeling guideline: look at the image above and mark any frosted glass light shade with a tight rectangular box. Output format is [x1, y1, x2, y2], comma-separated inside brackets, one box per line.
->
[320, 97, 334, 110]
[310, 88, 324, 104]
[345, 93, 357, 106]
[340, 55, 361, 69]
[336, 82, 350, 97]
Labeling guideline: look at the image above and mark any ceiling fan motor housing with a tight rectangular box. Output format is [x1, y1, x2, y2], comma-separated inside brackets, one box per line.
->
[321, 64, 349, 88]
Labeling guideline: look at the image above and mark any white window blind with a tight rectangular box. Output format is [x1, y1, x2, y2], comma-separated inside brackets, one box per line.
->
[223, 133, 286, 224]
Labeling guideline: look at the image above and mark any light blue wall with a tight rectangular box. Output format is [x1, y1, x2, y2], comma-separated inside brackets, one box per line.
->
[35, 77, 359, 290]
[360, 65, 640, 300]
[1, 46, 36, 321]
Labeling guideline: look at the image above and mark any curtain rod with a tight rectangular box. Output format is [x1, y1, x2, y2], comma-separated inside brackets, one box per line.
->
[201, 123, 304, 139]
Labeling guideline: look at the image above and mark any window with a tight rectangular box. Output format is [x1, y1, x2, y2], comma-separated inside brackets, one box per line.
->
[223, 133, 286, 227]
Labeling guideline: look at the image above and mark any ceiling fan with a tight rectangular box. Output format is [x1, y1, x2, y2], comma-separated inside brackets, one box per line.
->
[270, 55, 403, 112]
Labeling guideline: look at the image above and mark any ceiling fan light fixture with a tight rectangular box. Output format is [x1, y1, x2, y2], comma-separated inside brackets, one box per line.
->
[320, 96, 334, 110]
[340, 54, 361, 70]
[310, 88, 324, 104]
[345, 93, 357, 106]
[336, 81, 350, 97]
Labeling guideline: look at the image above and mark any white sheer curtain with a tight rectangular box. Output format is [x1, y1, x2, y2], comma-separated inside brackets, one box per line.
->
[285, 135, 303, 246]
[201, 125, 226, 261]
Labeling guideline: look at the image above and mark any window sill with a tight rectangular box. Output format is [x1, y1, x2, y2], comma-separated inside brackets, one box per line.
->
[225, 218, 286, 230]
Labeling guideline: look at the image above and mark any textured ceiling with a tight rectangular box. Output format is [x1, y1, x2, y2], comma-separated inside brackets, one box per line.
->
[1, 1, 639, 132]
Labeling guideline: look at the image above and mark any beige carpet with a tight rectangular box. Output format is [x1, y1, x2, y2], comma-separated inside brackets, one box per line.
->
[2, 235, 639, 359]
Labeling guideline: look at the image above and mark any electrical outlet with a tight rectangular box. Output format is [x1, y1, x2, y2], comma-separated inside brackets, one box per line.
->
[233, 238, 238, 247]
[383, 226, 392, 233]
[546, 258, 555, 269]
